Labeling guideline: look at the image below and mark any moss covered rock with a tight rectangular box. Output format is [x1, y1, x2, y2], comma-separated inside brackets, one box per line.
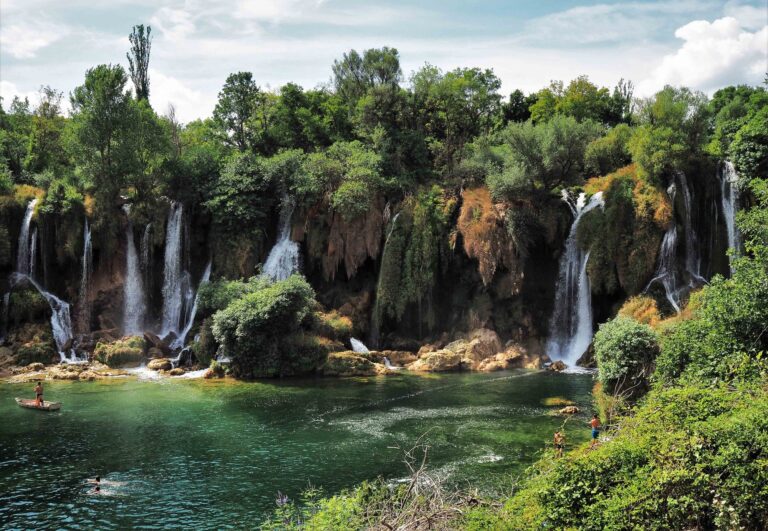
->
[94, 336, 146, 367]
[321, 351, 378, 376]
[407, 349, 462, 372]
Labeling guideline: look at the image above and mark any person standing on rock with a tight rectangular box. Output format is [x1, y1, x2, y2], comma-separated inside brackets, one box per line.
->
[590, 414, 601, 448]
[34, 382, 44, 407]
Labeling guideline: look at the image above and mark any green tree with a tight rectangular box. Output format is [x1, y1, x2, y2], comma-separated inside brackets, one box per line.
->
[127, 24, 152, 101]
[332, 47, 401, 106]
[584, 123, 632, 176]
[69, 64, 136, 238]
[594, 315, 659, 397]
[25, 86, 68, 173]
[213, 72, 263, 152]
[0, 96, 33, 178]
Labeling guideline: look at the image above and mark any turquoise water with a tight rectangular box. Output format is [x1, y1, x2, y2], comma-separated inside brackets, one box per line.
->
[0, 370, 593, 528]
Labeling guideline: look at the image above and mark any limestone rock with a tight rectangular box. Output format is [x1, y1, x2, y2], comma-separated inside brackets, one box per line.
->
[407, 349, 462, 372]
[144, 332, 172, 356]
[24, 362, 46, 372]
[548, 360, 568, 372]
[559, 406, 580, 415]
[366, 350, 417, 366]
[321, 351, 378, 377]
[169, 368, 185, 376]
[79, 371, 97, 381]
[148, 358, 172, 371]
[147, 347, 165, 359]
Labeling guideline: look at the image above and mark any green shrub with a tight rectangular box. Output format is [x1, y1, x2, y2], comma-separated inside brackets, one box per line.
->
[94, 336, 146, 367]
[310, 310, 353, 340]
[593, 315, 658, 397]
[0, 165, 13, 195]
[212, 274, 316, 378]
[197, 276, 269, 316]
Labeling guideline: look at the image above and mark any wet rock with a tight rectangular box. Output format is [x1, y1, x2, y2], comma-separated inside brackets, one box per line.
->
[79, 371, 97, 381]
[148, 358, 172, 371]
[147, 347, 165, 359]
[559, 406, 580, 415]
[203, 368, 216, 379]
[365, 350, 417, 366]
[548, 361, 568, 372]
[321, 351, 378, 377]
[49, 365, 82, 380]
[144, 332, 172, 355]
[169, 368, 185, 376]
[24, 362, 46, 372]
[576, 343, 596, 368]
[407, 349, 462, 372]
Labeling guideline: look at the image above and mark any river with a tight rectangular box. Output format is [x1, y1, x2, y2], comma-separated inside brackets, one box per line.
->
[0, 370, 593, 528]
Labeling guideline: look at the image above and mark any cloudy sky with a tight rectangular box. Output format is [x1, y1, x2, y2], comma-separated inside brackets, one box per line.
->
[1, 0, 766, 122]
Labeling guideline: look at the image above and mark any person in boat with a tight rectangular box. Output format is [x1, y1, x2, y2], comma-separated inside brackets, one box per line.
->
[590, 414, 601, 447]
[34, 382, 43, 407]
[553, 431, 565, 458]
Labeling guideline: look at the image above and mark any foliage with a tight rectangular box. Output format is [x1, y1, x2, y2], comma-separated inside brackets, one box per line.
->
[730, 105, 768, 181]
[584, 123, 632, 176]
[127, 25, 152, 101]
[0, 164, 13, 195]
[212, 71, 265, 152]
[618, 295, 661, 327]
[212, 274, 317, 378]
[593, 315, 659, 396]
[529, 76, 632, 125]
[501, 384, 768, 530]
[310, 310, 353, 340]
[94, 336, 146, 367]
[196, 276, 269, 316]
[487, 115, 602, 196]
[8, 288, 49, 325]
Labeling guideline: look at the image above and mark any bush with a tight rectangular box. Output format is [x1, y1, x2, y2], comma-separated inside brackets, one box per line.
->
[197, 276, 269, 316]
[310, 310, 353, 340]
[94, 336, 146, 367]
[501, 384, 768, 531]
[212, 274, 316, 378]
[593, 315, 658, 397]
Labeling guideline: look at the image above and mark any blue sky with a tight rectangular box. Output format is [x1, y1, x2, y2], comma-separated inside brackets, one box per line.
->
[1, 0, 766, 122]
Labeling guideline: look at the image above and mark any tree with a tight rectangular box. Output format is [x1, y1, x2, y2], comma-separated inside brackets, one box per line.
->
[332, 47, 402, 106]
[0, 96, 33, 178]
[502, 89, 536, 123]
[127, 25, 152, 101]
[25, 86, 68, 173]
[584, 123, 633, 176]
[69, 64, 136, 237]
[488, 115, 602, 196]
[213, 72, 263, 152]
[594, 315, 659, 397]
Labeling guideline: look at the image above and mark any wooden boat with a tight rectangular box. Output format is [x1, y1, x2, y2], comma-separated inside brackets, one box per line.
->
[15, 398, 62, 411]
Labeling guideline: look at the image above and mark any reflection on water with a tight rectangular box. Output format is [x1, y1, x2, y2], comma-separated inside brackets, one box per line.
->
[0, 370, 593, 528]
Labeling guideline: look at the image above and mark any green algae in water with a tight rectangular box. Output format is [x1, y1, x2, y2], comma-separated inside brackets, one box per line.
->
[0, 370, 593, 528]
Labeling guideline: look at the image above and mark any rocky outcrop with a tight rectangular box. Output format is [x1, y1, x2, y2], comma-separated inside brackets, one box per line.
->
[321, 351, 387, 377]
[559, 406, 580, 415]
[548, 360, 568, 372]
[407, 349, 462, 372]
[365, 350, 418, 366]
[93, 336, 146, 367]
[148, 358, 172, 371]
[5, 361, 127, 383]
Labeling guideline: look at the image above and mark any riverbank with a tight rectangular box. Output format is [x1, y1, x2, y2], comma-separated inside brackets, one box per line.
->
[0, 370, 593, 528]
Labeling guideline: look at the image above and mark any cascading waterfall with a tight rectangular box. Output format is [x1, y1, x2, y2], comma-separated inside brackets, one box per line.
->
[16, 198, 38, 275]
[28, 228, 38, 280]
[545, 192, 605, 366]
[676, 171, 705, 285]
[645, 184, 682, 313]
[719, 161, 741, 271]
[263, 197, 300, 281]
[171, 259, 212, 350]
[123, 206, 147, 335]
[160, 202, 184, 336]
[369, 211, 402, 348]
[350, 338, 370, 353]
[77, 219, 92, 333]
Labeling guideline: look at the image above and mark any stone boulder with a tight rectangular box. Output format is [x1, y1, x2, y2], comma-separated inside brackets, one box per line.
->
[24, 362, 46, 372]
[79, 371, 97, 381]
[169, 367, 185, 376]
[94, 336, 146, 368]
[407, 349, 462, 372]
[48, 365, 82, 380]
[321, 351, 378, 377]
[548, 360, 568, 372]
[366, 350, 417, 366]
[559, 406, 580, 415]
[144, 332, 172, 356]
[148, 358, 172, 371]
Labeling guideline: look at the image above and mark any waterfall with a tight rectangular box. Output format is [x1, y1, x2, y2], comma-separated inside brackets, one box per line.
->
[77, 219, 92, 333]
[645, 183, 682, 313]
[16, 198, 38, 275]
[369, 211, 402, 348]
[350, 337, 370, 353]
[545, 192, 605, 366]
[676, 172, 705, 285]
[29, 228, 38, 280]
[161, 202, 184, 336]
[719, 161, 741, 271]
[263, 197, 300, 281]
[123, 207, 147, 335]
[171, 259, 212, 350]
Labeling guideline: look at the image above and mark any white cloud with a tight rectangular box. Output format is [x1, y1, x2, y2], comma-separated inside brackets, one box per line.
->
[637, 16, 768, 95]
[234, 0, 324, 22]
[147, 69, 216, 123]
[0, 21, 70, 58]
[724, 0, 767, 30]
[521, 1, 716, 45]
[150, 6, 196, 42]
[0, 80, 40, 107]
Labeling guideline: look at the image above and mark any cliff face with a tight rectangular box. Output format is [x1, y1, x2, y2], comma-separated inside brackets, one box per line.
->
[0, 160, 739, 362]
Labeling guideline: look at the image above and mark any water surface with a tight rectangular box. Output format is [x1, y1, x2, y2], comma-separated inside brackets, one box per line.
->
[0, 370, 593, 528]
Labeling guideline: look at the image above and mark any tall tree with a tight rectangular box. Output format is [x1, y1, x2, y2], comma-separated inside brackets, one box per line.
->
[332, 47, 402, 106]
[127, 25, 152, 101]
[213, 72, 263, 152]
[25, 86, 67, 173]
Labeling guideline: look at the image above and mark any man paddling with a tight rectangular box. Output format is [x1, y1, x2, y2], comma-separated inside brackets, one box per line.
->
[34, 382, 44, 407]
